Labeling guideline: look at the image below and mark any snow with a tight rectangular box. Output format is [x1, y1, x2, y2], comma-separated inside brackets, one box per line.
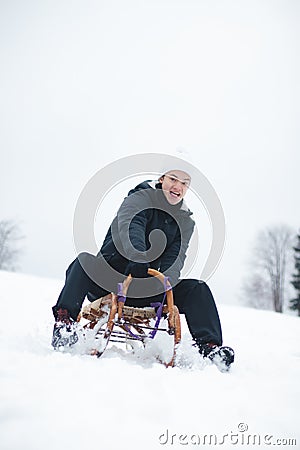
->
[0, 270, 299, 450]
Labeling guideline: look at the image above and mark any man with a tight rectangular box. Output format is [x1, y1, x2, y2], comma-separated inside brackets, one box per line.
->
[52, 166, 234, 370]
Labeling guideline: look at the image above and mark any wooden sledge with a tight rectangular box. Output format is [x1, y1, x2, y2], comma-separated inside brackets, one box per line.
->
[77, 268, 181, 367]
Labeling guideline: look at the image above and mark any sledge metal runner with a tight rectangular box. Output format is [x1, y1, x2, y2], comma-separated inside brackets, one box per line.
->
[77, 268, 181, 367]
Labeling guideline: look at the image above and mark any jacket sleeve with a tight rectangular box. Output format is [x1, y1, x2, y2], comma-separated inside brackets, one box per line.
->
[159, 217, 195, 286]
[115, 189, 150, 262]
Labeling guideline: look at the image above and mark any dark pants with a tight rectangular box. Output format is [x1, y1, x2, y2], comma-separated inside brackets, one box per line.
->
[52, 252, 223, 346]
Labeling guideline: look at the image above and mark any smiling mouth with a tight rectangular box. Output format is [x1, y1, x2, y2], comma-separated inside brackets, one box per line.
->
[170, 191, 181, 198]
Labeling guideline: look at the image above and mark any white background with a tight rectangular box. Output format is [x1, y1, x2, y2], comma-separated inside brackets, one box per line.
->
[1, 0, 299, 304]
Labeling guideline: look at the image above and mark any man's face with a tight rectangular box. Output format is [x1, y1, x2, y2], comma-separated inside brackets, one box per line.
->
[159, 170, 191, 205]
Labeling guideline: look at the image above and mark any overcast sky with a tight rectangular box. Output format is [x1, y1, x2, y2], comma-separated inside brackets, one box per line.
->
[1, 0, 299, 305]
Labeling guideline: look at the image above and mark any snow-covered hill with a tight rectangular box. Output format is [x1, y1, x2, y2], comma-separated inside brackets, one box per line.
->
[0, 271, 299, 450]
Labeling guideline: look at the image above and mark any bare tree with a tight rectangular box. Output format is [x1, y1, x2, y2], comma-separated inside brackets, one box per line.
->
[241, 272, 272, 310]
[242, 225, 294, 313]
[0, 220, 24, 270]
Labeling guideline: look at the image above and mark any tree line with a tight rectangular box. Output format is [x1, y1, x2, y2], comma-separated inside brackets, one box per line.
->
[242, 225, 300, 316]
[0, 219, 299, 316]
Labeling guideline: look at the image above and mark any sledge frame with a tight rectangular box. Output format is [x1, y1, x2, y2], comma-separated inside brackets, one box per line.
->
[78, 268, 181, 367]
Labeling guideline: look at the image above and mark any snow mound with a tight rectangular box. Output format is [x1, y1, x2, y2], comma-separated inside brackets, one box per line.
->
[0, 271, 299, 450]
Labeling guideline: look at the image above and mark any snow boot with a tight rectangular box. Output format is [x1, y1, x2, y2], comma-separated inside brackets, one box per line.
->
[51, 308, 78, 349]
[198, 342, 235, 372]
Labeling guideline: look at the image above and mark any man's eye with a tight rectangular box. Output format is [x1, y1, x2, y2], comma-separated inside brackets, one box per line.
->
[170, 177, 176, 182]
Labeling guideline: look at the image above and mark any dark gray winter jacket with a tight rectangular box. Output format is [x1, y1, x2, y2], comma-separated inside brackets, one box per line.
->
[98, 181, 195, 286]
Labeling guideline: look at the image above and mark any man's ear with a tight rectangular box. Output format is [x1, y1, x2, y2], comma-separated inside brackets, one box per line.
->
[159, 175, 164, 183]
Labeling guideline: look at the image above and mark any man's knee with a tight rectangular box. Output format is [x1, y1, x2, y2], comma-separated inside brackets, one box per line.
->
[177, 278, 206, 290]
[77, 251, 94, 265]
